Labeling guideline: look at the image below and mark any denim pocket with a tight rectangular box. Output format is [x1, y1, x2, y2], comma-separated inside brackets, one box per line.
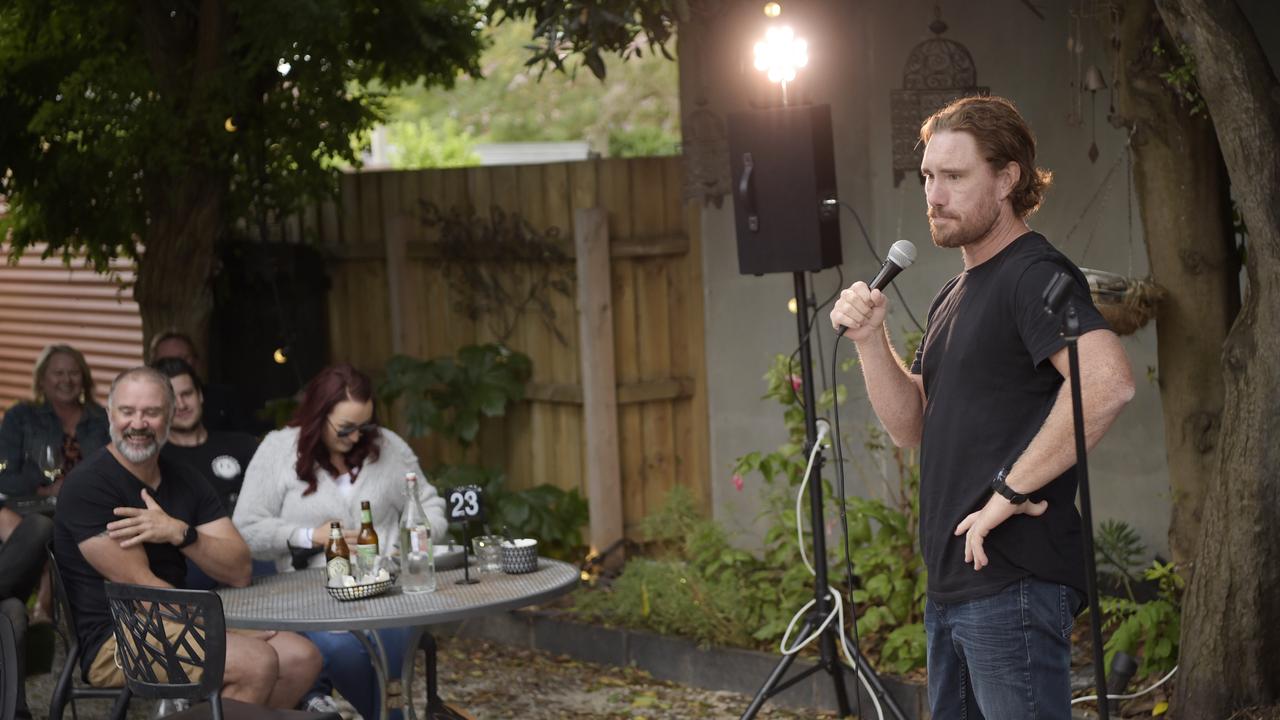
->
[1059, 585, 1079, 639]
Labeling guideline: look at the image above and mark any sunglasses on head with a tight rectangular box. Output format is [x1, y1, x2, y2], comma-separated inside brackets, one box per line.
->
[329, 420, 377, 439]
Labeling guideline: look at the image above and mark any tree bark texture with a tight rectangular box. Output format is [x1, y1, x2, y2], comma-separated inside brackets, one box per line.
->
[131, 0, 228, 358]
[1153, 0, 1280, 716]
[134, 176, 223, 361]
[1106, 1, 1238, 567]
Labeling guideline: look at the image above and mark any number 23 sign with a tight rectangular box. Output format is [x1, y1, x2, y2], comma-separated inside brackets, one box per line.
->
[447, 485, 485, 523]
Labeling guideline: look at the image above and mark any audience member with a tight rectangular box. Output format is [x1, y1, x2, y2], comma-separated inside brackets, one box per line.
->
[0, 344, 109, 497]
[150, 331, 257, 434]
[52, 367, 320, 708]
[0, 502, 53, 720]
[151, 356, 274, 589]
[234, 364, 448, 719]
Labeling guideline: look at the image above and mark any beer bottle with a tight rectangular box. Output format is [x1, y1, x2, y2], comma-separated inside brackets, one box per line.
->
[357, 500, 380, 571]
[325, 521, 350, 585]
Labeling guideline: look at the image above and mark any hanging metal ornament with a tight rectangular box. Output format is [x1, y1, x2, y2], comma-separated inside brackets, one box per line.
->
[1083, 63, 1106, 162]
[889, 5, 988, 186]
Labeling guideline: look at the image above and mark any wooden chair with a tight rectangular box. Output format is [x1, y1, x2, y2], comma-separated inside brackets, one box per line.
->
[46, 544, 131, 720]
[103, 582, 340, 720]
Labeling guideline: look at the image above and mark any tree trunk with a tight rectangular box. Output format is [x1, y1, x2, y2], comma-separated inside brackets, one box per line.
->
[1106, 0, 1239, 567]
[1153, 0, 1280, 716]
[134, 174, 223, 362]
[132, 0, 228, 362]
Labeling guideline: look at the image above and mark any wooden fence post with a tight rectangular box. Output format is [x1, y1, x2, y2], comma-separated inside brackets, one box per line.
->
[575, 207, 624, 564]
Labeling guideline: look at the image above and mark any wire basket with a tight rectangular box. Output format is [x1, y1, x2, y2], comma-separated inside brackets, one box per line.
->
[326, 577, 395, 601]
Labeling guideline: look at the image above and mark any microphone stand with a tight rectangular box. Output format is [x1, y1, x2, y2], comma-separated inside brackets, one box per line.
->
[740, 271, 907, 720]
[1044, 273, 1109, 720]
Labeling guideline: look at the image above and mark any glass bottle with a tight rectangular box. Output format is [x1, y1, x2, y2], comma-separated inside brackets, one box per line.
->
[356, 499, 379, 576]
[324, 521, 350, 585]
[399, 473, 436, 593]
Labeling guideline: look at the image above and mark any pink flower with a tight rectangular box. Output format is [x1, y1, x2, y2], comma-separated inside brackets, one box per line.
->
[732, 474, 745, 492]
[790, 374, 803, 391]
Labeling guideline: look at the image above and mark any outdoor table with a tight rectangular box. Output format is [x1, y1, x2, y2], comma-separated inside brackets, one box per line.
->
[216, 559, 580, 720]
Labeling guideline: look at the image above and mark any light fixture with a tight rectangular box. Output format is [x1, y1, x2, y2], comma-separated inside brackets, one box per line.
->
[753, 25, 808, 105]
[787, 297, 798, 314]
[224, 117, 237, 133]
[763, 2, 781, 17]
[273, 346, 289, 364]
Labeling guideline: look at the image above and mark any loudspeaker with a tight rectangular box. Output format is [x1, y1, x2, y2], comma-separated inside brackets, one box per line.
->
[727, 104, 842, 275]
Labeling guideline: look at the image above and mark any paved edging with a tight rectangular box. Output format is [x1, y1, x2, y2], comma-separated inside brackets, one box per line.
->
[442, 609, 930, 718]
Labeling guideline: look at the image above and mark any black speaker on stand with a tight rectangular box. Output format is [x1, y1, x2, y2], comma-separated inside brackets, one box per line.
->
[728, 104, 906, 720]
[728, 104, 842, 275]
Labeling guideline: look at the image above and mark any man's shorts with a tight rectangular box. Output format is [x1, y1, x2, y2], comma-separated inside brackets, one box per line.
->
[89, 618, 208, 688]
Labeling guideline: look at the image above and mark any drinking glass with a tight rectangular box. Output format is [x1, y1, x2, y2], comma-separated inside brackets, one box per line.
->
[472, 535, 503, 574]
[35, 444, 62, 486]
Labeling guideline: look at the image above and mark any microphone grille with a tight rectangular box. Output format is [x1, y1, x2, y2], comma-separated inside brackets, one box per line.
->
[888, 239, 917, 268]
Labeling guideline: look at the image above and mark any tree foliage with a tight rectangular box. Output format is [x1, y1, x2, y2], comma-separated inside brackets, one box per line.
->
[383, 17, 679, 161]
[0, 0, 486, 270]
[486, 0, 680, 79]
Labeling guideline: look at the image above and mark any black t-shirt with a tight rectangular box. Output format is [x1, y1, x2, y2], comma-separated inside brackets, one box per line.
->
[52, 446, 226, 677]
[910, 232, 1110, 603]
[160, 432, 259, 513]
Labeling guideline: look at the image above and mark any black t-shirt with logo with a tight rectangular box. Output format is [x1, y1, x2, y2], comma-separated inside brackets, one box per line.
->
[910, 232, 1110, 604]
[160, 431, 259, 513]
[52, 446, 226, 677]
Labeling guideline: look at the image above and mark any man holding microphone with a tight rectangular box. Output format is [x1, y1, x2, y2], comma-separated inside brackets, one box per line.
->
[831, 95, 1134, 719]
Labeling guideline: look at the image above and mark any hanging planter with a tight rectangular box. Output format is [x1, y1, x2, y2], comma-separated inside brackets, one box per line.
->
[1080, 267, 1165, 336]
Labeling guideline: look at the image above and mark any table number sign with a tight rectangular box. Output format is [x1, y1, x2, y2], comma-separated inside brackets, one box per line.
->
[447, 485, 485, 523]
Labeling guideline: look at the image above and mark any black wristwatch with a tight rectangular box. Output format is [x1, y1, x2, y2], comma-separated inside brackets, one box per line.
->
[178, 524, 199, 548]
[991, 467, 1028, 505]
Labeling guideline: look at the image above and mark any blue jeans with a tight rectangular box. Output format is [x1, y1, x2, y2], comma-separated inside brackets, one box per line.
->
[304, 627, 411, 720]
[925, 578, 1081, 720]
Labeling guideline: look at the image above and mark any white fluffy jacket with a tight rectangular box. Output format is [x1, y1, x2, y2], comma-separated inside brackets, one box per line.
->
[233, 426, 448, 572]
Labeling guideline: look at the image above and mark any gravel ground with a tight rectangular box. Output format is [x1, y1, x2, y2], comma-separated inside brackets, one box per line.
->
[24, 633, 838, 720]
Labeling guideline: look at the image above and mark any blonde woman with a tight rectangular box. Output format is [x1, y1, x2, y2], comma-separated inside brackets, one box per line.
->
[0, 344, 110, 498]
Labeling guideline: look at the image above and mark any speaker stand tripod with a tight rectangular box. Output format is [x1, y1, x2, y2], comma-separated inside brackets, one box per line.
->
[741, 271, 907, 720]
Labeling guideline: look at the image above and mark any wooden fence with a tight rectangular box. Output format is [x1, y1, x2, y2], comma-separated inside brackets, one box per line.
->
[292, 157, 709, 542]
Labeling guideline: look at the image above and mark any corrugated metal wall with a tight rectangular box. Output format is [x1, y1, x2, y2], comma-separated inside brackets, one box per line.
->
[0, 244, 143, 416]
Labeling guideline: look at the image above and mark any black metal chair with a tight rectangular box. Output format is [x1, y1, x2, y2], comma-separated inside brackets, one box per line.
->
[103, 582, 340, 720]
[0, 612, 18, 720]
[46, 544, 131, 720]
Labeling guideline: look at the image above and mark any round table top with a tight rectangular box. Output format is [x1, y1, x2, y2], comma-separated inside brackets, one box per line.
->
[216, 559, 580, 631]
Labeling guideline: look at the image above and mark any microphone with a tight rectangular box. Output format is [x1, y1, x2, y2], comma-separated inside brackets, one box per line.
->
[837, 239, 917, 335]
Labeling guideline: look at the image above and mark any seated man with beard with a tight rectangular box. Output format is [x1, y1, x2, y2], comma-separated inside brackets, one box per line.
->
[52, 367, 322, 708]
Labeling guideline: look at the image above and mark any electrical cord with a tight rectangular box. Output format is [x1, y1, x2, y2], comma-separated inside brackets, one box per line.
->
[782, 420, 884, 720]
[839, 201, 925, 333]
[1070, 665, 1179, 706]
[786, 267, 845, 412]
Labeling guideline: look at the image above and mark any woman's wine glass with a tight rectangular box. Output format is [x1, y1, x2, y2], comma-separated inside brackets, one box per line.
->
[36, 443, 63, 487]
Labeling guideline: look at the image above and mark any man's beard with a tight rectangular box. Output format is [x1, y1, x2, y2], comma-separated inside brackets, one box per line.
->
[929, 196, 1001, 249]
[111, 426, 167, 463]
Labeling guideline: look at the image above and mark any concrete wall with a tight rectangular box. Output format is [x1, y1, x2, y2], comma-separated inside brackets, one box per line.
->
[686, 0, 1180, 558]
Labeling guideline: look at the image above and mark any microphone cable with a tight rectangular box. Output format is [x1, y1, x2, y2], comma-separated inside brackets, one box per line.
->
[782, 417, 884, 720]
[840, 201, 925, 333]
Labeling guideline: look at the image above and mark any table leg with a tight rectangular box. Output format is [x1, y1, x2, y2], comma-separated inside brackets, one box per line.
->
[351, 629, 398, 720]
[401, 625, 427, 720]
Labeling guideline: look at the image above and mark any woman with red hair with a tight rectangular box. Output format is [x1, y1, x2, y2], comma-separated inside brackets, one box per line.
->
[234, 363, 448, 717]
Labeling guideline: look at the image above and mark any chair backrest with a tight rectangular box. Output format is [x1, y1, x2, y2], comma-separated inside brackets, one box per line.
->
[45, 544, 78, 651]
[0, 613, 18, 720]
[102, 582, 226, 703]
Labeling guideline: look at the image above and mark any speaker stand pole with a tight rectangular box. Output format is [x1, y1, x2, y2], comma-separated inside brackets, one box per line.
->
[741, 271, 907, 720]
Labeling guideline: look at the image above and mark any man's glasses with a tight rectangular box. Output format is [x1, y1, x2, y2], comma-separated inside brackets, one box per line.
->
[329, 420, 377, 439]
